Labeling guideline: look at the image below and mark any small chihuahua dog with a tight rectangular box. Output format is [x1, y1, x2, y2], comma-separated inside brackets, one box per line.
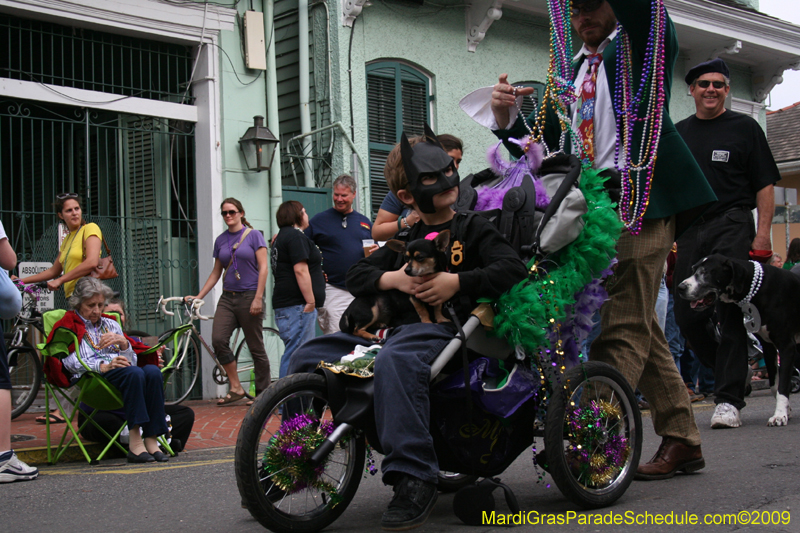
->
[339, 230, 452, 342]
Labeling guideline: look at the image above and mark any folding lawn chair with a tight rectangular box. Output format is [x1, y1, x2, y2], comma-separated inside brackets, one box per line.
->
[38, 309, 174, 464]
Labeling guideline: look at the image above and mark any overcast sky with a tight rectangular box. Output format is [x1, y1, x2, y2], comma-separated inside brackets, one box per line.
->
[759, 0, 799, 110]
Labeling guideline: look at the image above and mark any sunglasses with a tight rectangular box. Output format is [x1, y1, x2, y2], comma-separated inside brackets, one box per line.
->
[571, 0, 604, 17]
[695, 80, 727, 89]
[342, 216, 347, 229]
[56, 192, 79, 200]
[221, 210, 239, 217]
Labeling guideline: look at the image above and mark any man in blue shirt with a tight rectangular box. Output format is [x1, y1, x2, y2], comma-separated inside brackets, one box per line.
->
[305, 174, 372, 334]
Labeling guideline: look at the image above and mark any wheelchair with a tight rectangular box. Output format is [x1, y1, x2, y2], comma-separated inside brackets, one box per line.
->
[234, 305, 641, 533]
[234, 153, 639, 531]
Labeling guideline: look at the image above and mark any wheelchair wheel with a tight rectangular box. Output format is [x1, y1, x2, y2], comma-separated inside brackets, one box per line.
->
[437, 472, 478, 493]
[236, 373, 365, 533]
[5, 335, 43, 419]
[544, 361, 642, 509]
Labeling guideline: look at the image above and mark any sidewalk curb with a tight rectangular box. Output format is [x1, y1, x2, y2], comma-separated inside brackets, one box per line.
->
[15, 443, 116, 466]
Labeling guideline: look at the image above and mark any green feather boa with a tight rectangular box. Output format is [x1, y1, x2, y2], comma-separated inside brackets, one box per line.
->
[492, 167, 622, 354]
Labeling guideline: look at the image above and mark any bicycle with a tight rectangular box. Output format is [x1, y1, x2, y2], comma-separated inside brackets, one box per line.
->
[154, 297, 282, 405]
[5, 281, 48, 419]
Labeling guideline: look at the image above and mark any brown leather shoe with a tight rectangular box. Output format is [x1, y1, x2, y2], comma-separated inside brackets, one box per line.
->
[635, 437, 705, 481]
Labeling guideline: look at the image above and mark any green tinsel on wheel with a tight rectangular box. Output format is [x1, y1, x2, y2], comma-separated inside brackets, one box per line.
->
[261, 413, 343, 506]
[492, 167, 622, 354]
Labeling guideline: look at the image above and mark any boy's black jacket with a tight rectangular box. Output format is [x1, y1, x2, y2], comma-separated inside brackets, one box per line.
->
[346, 214, 527, 323]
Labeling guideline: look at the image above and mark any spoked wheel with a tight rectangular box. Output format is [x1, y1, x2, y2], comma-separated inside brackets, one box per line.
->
[5, 335, 43, 419]
[163, 334, 200, 405]
[544, 361, 642, 509]
[437, 472, 478, 493]
[233, 326, 283, 394]
[236, 373, 365, 533]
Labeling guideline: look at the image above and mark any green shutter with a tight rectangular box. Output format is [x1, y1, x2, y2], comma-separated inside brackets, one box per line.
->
[366, 61, 431, 219]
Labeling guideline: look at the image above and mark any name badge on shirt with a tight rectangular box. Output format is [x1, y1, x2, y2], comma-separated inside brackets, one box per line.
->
[711, 150, 730, 163]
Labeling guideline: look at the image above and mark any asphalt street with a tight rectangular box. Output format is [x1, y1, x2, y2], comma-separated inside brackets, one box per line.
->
[2, 388, 798, 533]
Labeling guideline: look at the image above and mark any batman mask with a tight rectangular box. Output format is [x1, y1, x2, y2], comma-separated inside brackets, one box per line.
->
[400, 125, 460, 214]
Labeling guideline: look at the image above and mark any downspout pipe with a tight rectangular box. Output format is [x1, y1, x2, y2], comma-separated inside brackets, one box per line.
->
[299, 0, 314, 187]
[265, 1, 282, 238]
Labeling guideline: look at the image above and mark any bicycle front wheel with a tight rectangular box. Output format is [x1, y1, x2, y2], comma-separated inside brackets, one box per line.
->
[235, 326, 283, 395]
[5, 334, 43, 419]
[163, 333, 200, 405]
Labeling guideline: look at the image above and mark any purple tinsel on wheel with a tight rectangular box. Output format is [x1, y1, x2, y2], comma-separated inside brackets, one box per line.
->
[278, 413, 335, 437]
[475, 139, 549, 211]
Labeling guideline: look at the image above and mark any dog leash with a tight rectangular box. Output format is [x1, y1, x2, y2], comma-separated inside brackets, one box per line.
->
[736, 260, 763, 333]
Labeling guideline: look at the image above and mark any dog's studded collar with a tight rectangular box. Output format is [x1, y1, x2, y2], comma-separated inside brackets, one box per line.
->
[737, 260, 763, 333]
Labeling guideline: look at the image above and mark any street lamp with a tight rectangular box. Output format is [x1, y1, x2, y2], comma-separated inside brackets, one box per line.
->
[239, 115, 279, 172]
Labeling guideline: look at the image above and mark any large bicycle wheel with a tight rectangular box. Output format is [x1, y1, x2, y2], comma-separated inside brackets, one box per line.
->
[236, 373, 365, 533]
[544, 361, 641, 509]
[234, 326, 283, 394]
[163, 333, 200, 405]
[5, 334, 42, 419]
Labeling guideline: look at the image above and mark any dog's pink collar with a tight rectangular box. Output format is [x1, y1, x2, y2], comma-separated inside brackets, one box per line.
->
[424, 232, 439, 240]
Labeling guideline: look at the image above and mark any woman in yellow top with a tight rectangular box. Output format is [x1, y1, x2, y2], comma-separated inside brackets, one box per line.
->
[20, 192, 102, 298]
[20, 192, 103, 424]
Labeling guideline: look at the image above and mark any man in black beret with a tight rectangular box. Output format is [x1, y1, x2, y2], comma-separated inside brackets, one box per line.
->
[673, 57, 781, 429]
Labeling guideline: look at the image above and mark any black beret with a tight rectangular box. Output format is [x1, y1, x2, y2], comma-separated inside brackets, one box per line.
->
[685, 58, 730, 85]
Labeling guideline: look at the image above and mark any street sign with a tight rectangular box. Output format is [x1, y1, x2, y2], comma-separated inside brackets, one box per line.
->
[17, 262, 55, 311]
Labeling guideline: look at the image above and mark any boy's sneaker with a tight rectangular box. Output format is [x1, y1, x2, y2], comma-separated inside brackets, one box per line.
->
[710, 402, 741, 429]
[381, 474, 438, 531]
[0, 451, 39, 483]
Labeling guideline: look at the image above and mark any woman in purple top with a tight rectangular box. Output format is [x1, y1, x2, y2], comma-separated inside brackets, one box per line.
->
[188, 198, 270, 405]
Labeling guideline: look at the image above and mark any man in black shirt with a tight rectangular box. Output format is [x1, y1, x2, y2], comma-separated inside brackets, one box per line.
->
[674, 58, 780, 429]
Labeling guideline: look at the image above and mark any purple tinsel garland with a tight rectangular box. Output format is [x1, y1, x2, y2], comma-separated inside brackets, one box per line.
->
[475, 140, 549, 211]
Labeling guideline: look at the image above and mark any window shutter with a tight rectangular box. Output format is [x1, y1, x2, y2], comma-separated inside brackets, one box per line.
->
[366, 62, 431, 219]
[401, 79, 426, 138]
[367, 74, 397, 145]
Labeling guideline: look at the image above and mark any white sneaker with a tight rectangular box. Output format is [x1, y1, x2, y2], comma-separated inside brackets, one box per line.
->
[710, 402, 742, 429]
[0, 451, 39, 483]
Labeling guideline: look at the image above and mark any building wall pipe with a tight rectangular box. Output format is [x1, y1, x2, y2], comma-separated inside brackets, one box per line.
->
[264, 0, 283, 238]
[299, 0, 314, 186]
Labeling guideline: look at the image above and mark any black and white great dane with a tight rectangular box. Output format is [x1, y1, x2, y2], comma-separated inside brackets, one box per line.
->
[678, 254, 800, 426]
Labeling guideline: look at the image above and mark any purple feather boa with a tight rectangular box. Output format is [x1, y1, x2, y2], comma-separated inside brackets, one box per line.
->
[549, 262, 616, 368]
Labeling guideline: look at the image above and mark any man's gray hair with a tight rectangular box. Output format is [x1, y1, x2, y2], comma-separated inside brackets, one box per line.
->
[67, 277, 115, 310]
[333, 174, 357, 195]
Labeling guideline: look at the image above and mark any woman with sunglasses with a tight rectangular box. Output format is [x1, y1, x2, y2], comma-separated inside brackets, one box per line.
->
[20, 192, 102, 298]
[186, 198, 270, 405]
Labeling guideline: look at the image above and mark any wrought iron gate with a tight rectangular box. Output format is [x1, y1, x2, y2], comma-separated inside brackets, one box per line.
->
[0, 97, 200, 400]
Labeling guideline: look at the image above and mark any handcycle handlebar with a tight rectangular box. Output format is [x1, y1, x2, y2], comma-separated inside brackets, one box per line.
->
[14, 280, 49, 292]
[157, 296, 210, 321]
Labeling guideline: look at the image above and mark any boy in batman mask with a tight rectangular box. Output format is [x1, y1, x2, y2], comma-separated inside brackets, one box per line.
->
[287, 126, 526, 530]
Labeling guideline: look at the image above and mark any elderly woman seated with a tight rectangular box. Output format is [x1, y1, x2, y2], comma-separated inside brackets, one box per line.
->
[56, 277, 169, 463]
